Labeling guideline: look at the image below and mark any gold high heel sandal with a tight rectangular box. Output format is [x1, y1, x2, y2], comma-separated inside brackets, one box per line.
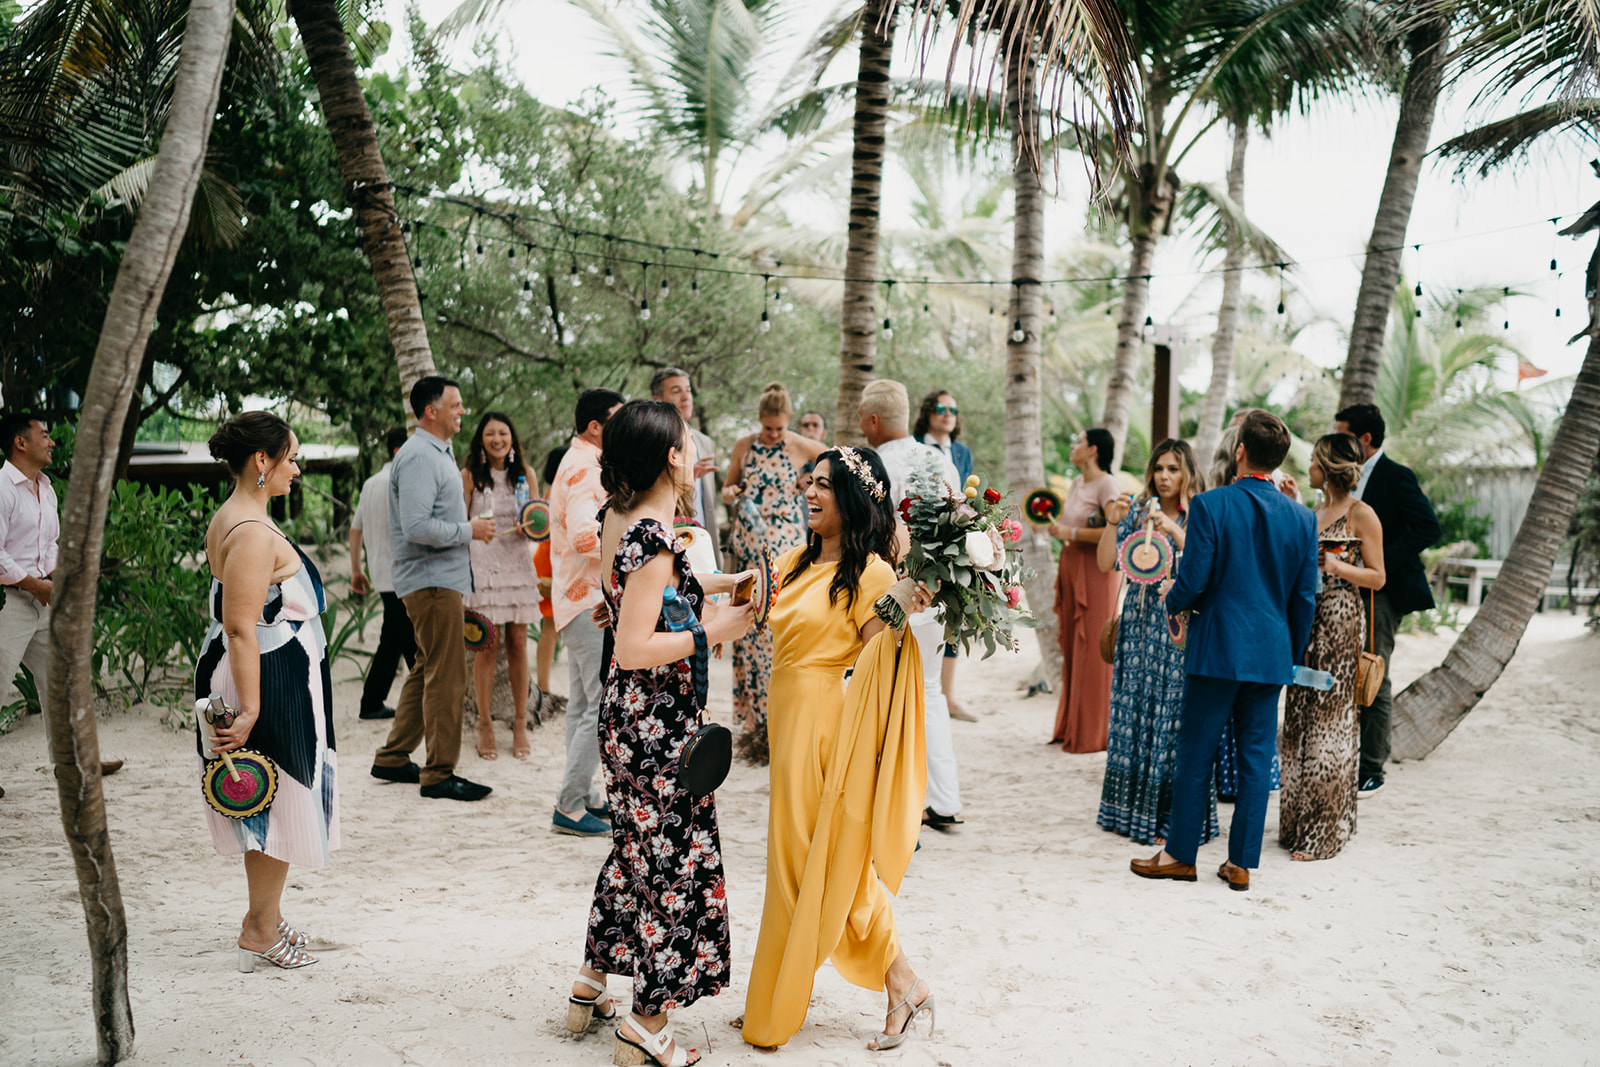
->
[868, 981, 935, 1051]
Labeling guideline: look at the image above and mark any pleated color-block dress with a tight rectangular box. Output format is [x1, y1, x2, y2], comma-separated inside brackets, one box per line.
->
[194, 535, 339, 868]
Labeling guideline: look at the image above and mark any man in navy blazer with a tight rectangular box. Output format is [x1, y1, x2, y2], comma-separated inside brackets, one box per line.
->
[1131, 410, 1317, 891]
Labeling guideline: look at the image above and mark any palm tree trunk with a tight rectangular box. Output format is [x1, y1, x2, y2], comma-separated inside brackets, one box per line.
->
[47, 1, 235, 1061]
[1338, 13, 1448, 409]
[833, 0, 895, 447]
[1194, 121, 1249, 462]
[1390, 226, 1600, 759]
[1103, 211, 1157, 470]
[1004, 38, 1062, 687]
[290, 0, 435, 395]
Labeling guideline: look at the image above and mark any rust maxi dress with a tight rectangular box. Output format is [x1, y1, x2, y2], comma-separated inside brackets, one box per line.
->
[1051, 474, 1123, 752]
[741, 547, 926, 1048]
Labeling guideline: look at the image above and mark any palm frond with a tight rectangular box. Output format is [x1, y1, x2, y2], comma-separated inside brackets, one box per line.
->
[1175, 180, 1288, 267]
[1451, 0, 1600, 109]
[1436, 98, 1600, 176]
[888, 0, 1138, 186]
[89, 156, 245, 250]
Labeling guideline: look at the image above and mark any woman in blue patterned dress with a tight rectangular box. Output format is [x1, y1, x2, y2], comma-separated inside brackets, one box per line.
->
[566, 400, 755, 1067]
[196, 412, 337, 972]
[1094, 439, 1216, 846]
[721, 382, 823, 763]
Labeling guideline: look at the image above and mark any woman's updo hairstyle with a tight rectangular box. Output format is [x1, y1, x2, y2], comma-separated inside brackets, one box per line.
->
[758, 381, 792, 419]
[600, 399, 689, 512]
[1313, 432, 1364, 493]
[208, 411, 292, 476]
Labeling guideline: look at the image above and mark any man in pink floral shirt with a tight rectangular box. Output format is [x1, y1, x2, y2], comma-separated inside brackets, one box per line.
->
[549, 388, 624, 837]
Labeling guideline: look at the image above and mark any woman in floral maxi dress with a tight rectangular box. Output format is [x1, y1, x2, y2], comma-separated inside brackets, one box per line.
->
[566, 400, 754, 1067]
[721, 382, 823, 762]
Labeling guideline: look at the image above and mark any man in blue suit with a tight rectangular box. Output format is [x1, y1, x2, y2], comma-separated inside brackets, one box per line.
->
[1131, 410, 1317, 891]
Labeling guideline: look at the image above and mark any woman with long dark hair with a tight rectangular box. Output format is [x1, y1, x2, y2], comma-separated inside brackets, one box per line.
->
[1280, 433, 1385, 860]
[741, 446, 938, 1053]
[1047, 427, 1122, 752]
[460, 411, 542, 760]
[1096, 439, 1217, 846]
[566, 400, 754, 1067]
[196, 412, 336, 971]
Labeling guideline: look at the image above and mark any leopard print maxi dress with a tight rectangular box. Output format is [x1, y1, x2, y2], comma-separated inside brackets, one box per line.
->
[1279, 514, 1364, 859]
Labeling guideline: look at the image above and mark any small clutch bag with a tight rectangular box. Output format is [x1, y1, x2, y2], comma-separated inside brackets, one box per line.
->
[678, 722, 732, 797]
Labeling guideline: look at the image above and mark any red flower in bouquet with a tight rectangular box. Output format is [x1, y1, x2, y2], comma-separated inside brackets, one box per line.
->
[1005, 586, 1023, 608]
[983, 487, 1001, 504]
[1000, 518, 1023, 544]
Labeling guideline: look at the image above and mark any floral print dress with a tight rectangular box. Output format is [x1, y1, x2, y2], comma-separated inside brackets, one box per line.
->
[727, 440, 807, 763]
[584, 518, 731, 1014]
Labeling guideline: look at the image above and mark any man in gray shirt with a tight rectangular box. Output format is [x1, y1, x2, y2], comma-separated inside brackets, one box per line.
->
[371, 377, 496, 801]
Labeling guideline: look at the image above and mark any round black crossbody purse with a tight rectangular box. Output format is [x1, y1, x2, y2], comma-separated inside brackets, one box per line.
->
[662, 599, 732, 797]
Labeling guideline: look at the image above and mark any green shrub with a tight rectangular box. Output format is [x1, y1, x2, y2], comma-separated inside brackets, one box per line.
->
[1435, 497, 1493, 560]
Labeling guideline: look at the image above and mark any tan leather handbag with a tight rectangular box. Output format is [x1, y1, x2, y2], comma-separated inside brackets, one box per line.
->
[1355, 587, 1384, 708]
[1099, 614, 1119, 664]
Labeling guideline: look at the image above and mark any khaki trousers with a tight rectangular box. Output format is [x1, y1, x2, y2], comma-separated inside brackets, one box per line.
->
[375, 587, 465, 787]
[0, 588, 52, 742]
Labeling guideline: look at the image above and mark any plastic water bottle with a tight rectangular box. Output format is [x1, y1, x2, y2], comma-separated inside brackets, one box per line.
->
[662, 586, 695, 631]
[513, 474, 530, 508]
[1290, 665, 1334, 690]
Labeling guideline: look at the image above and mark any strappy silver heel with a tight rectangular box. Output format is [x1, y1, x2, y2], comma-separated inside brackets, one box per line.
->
[276, 919, 309, 947]
[237, 935, 316, 972]
[868, 981, 935, 1051]
[568, 973, 618, 1034]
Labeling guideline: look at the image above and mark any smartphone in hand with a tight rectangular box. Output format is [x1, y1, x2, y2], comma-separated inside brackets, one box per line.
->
[732, 574, 756, 606]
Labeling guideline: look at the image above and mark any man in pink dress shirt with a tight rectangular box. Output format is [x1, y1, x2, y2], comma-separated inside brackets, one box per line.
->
[0, 412, 119, 799]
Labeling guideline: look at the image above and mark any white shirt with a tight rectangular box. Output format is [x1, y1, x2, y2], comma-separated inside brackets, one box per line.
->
[1354, 448, 1383, 500]
[351, 461, 396, 592]
[873, 435, 960, 508]
[0, 460, 58, 587]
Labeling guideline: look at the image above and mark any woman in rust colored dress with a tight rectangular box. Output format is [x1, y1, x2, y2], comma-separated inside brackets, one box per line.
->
[1047, 428, 1122, 752]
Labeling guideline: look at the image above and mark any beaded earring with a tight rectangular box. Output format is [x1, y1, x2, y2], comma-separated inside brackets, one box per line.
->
[256, 470, 267, 489]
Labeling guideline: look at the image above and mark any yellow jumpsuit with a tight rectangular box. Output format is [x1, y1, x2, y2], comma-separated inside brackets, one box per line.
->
[741, 548, 926, 1048]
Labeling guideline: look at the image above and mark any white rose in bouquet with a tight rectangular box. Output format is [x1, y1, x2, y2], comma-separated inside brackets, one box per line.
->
[964, 529, 997, 569]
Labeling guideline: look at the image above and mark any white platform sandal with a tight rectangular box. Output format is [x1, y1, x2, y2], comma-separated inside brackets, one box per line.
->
[567, 973, 618, 1034]
[614, 1013, 699, 1066]
[868, 981, 935, 1052]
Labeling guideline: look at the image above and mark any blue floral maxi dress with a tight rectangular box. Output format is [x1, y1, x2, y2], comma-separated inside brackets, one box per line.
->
[728, 440, 808, 763]
[194, 531, 338, 868]
[1098, 502, 1218, 846]
[585, 519, 731, 1013]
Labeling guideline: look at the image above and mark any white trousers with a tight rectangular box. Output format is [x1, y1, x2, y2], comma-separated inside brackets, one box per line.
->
[909, 610, 960, 817]
[0, 588, 52, 742]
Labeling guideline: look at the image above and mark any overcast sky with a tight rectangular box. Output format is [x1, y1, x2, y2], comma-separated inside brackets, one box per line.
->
[380, 0, 1593, 393]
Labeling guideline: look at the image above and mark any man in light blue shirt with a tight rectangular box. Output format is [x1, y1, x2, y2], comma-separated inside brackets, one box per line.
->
[372, 377, 496, 802]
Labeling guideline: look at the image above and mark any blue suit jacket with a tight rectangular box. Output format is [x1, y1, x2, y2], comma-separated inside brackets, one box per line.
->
[1166, 477, 1317, 685]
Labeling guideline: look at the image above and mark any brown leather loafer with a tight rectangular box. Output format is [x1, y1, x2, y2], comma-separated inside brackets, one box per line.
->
[1218, 861, 1249, 891]
[1130, 854, 1197, 881]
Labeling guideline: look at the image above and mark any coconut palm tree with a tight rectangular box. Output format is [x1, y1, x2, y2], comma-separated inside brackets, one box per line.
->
[289, 0, 437, 395]
[1079, 0, 1384, 470]
[1337, 5, 1451, 409]
[41, 2, 238, 1061]
[1386, 0, 1600, 758]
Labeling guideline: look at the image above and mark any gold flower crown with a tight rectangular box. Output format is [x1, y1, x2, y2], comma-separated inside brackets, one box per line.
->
[834, 446, 886, 500]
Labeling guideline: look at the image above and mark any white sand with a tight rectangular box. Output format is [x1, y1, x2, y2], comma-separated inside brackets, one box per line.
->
[2, 607, 1597, 1065]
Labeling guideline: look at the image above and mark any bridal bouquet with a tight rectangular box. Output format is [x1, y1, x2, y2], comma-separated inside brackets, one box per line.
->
[876, 473, 1035, 657]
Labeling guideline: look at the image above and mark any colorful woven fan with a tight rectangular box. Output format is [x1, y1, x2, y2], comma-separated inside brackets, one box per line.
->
[201, 749, 278, 820]
[1119, 521, 1175, 585]
[514, 498, 551, 542]
[749, 543, 778, 629]
[1022, 488, 1064, 528]
[1167, 611, 1189, 650]
[463, 608, 498, 651]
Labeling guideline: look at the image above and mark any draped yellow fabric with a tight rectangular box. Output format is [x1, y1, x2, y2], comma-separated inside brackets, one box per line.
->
[741, 551, 926, 1049]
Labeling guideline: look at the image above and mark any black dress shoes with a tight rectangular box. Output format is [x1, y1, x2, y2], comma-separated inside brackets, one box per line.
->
[370, 761, 421, 784]
[420, 775, 492, 801]
[359, 705, 397, 720]
[921, 807, 964, 832]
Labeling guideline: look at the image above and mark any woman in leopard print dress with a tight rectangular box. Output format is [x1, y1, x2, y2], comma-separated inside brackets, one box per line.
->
[1280, 433, 1386, 861]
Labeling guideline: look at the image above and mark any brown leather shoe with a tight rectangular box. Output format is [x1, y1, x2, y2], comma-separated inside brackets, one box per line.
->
[1130, 854, 1197, 881]
[1218, 861, 1249, 891]
[100, 760, 123, 777]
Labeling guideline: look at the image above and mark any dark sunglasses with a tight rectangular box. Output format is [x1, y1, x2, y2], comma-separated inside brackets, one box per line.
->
[934, 403, 959, 415]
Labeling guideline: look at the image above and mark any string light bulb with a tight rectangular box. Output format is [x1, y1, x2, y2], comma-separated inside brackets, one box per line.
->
[475, 241, 485, 257]
[1414, 281, 1422, 297]
[639, 297, 650, 321]
[760, 309, 770, 333]
[1011, 318, 1025, 343]
[570, 262, 580, 287]
[659, 276, 670, 300]
[883, 315, 894, 339]
[691, 276, 700, 297]
[522, 277, 533, 297]
[603, 265, 614, 286]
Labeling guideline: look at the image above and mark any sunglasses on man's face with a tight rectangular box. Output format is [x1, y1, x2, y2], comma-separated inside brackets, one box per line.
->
[934, 403, 959, 415]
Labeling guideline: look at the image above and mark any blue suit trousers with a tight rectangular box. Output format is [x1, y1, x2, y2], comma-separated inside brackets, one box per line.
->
[1166, 674, 1281, 869]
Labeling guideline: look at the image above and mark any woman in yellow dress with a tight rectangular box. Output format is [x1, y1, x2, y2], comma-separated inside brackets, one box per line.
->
[740, 445, 937, 1052]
